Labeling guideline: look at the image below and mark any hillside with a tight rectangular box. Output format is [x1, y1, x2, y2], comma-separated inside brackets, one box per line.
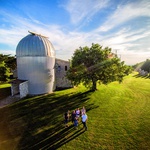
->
[0, 73, 150, 150]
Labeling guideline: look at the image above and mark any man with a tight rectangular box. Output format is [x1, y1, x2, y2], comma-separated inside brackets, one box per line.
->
[71, 110, 76, 124]
[81, 112, 88, 131]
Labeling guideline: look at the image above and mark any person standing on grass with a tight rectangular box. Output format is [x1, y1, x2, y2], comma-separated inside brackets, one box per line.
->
[74, 117, 78, 129]
[76, 108, 80, 119]
[71, 110, 76, 124]
[64, 110, 70, 127]
[81, 112, 88, 131]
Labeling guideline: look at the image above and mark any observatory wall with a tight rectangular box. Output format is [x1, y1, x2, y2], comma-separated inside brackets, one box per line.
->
[17, 56, 55, 95]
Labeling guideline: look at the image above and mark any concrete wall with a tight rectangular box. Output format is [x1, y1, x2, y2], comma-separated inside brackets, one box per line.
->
[19, 81, 28, 98]
[11, 82, 19, 96]
[11, 80, 29, 98]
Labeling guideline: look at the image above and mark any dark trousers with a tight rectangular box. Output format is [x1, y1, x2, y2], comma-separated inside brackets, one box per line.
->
[82, 121, 87, 130]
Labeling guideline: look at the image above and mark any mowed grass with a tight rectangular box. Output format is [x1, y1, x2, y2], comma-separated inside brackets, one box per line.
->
[0, 73, 150, 150]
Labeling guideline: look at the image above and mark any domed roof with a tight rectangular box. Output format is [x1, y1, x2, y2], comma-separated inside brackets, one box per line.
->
[16, 31, 55, 57]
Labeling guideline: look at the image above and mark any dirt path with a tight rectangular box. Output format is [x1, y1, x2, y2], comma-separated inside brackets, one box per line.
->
[0, 95, 20, 108]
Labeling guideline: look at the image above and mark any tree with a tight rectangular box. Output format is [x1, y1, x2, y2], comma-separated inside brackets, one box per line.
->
[132, 59, 150, 72]
[66, 43, 132, 91]
[141, 59, 150, 73]
[0, 54, 16, 82]
[0, 61, 9, 82]
[0, 54, 16, 71]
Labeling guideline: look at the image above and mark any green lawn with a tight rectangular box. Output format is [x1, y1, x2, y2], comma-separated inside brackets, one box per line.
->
[0, 73, 150, 150]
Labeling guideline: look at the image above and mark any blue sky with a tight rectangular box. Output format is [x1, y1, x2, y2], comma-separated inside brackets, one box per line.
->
[0, 0, 150, 65]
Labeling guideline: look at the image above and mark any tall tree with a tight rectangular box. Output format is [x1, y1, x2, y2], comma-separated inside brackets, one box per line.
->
[66, 43, 132, 91]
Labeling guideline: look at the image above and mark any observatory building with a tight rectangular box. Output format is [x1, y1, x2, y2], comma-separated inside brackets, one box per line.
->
[11, 31, 72, 98]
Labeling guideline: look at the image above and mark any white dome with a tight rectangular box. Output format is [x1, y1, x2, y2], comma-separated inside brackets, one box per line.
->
[16, 31, 55, 57]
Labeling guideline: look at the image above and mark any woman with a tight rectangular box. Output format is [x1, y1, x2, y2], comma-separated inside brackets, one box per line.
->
[75, 108, 80, 119]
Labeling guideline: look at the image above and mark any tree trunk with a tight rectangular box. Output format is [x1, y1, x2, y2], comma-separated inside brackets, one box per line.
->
[91, 80, 97, 91]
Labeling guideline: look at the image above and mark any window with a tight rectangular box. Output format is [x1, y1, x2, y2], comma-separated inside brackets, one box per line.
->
[58, 66, 61, 72]
[65, 66, 67, 71]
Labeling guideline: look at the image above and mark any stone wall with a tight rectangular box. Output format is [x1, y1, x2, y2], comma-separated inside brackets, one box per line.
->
[55, 59, 72, 89]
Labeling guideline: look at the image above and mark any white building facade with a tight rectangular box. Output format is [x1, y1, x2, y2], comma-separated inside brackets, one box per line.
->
[11, 31, 72, 98]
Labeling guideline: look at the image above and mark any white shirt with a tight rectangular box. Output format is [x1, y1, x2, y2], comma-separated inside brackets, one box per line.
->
[81, 114, 87, 122]
[76, 110, 80, 115]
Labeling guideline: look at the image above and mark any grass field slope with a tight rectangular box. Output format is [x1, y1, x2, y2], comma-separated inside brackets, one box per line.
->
[0, 73, 150, 150]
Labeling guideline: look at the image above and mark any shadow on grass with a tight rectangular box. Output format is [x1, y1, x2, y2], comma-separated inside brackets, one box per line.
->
[0, 90, 98, 149]
[29, 125, 85, 150]
[133, 74, 150, 79]
[0, 87, 11, 100]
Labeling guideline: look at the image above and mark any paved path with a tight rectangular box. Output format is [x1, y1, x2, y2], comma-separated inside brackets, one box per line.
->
[0, 95, 20, 108]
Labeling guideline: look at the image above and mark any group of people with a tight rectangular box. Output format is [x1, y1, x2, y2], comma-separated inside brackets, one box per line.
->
[64, 106, 88, 131]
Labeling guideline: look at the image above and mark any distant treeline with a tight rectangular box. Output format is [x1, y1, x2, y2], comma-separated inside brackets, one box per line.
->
[133, 59, 150, 72]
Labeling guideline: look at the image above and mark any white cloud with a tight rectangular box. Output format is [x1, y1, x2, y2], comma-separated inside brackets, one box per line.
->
[0, 1, 150, 65]
[63, 0, 109, 24]
[0, 11, 90, 59]
[120, 51, 150, 65]
[0, 49, 16, 56]
[97, 0, 150, 32]
[103, 29, 150, 47]
[0, 13, 150, 64]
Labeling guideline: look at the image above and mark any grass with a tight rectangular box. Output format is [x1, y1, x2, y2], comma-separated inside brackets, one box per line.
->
[0, 73, 150, 150]
[0, 83, 11, 100]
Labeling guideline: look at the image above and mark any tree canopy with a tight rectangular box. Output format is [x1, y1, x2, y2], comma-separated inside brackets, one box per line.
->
[141, 59, 150, 72]
[0, 54, 16, 82]
[66, 43, 132, 91]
